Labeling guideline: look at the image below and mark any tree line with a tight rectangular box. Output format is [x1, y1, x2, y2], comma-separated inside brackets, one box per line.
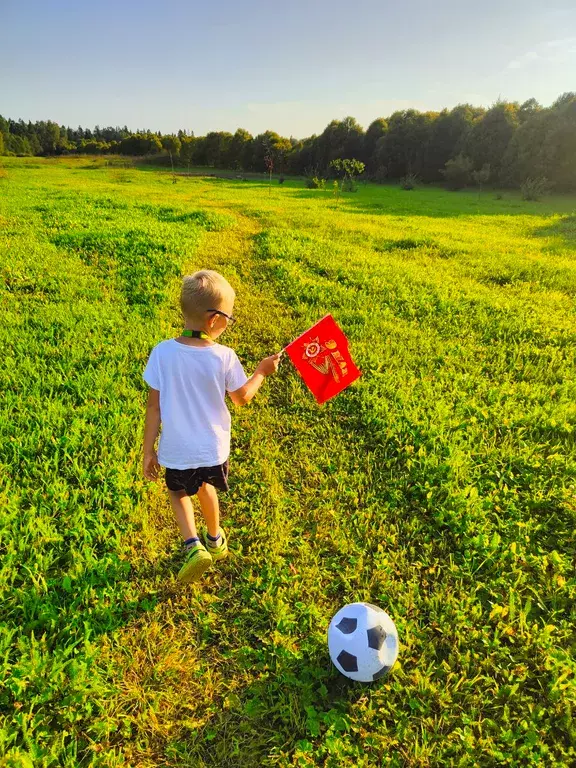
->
[1, 92, 574, 191]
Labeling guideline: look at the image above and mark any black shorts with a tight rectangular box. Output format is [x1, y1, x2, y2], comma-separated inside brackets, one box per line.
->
[165, 461, 229, 496]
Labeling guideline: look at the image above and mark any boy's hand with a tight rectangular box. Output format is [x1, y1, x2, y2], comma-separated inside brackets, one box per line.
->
[256, 351, 283, 376]
[143, 450, 161, 481]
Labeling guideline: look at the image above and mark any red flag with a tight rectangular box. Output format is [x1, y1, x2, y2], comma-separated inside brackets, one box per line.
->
[285, 315, 362, 404]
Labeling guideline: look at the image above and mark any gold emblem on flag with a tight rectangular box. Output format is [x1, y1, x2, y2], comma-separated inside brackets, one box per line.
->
[302, 337, 349, 382]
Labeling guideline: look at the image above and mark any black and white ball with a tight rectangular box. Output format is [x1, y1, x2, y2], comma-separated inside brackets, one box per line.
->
[328, 602, 399, 682]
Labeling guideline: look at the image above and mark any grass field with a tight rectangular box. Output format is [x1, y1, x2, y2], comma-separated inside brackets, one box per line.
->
[1, 156, 575, 767]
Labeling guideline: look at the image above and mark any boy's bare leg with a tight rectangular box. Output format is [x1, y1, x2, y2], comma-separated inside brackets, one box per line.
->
[168, 489, 198, 541]
[196, 482, 220, 538]
[169, 488, 213, 583]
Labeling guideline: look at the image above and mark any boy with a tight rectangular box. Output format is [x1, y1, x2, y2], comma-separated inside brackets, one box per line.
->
[142, 270, 281, 583]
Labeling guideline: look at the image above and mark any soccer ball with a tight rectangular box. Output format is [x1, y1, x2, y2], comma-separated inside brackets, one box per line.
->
[328, 602, 399, 682]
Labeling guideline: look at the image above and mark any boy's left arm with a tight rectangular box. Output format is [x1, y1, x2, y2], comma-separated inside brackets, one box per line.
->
[143, 388, 161, 480]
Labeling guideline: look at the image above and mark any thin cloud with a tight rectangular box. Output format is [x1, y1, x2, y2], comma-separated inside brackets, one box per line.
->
[507, 37, 576, 70]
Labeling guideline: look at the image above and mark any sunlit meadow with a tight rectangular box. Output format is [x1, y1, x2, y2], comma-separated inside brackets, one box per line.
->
[1, 156, 575, 767]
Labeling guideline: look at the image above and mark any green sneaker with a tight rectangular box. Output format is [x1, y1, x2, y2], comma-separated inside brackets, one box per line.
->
[177, 543, 212, 583]
[204, 527, 229, 562]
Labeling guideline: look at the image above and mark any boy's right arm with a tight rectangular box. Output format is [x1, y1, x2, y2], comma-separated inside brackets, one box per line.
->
[143, 388, 161, 479]
[228, 352, 282, 406]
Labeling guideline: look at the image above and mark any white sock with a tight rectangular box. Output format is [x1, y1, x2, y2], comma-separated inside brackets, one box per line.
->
[206, 531, 222, 548]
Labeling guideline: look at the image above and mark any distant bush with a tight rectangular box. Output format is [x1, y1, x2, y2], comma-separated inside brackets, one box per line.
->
[442, 154, 473, 190]
[330, 157, 365, 197]
[306, 176, 326, 189]
[521, 176, 552, 201]
[400, 173, 419, 190]
[78, 139, 110, 154]
[304, 165, 326, 189]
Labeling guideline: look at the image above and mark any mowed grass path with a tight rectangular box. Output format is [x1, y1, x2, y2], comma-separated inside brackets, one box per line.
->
[1, 157, 575, 767]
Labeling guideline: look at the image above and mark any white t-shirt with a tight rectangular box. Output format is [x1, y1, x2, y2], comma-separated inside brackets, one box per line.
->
[143, 339, 248, 470]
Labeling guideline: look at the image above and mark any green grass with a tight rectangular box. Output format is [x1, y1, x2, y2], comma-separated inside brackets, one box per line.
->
[1, 155, 575, 767]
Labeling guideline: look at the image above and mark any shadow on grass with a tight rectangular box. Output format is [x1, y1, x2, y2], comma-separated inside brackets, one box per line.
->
[286, 186, 576, 219]
[39, 548, 183, 647]
[532, 214, 576, 248]
[91, 545, 374, 767]
[165, 641, 371, 768]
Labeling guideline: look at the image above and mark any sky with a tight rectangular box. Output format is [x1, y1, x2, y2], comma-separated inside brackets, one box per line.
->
[1, 0, 575, 138]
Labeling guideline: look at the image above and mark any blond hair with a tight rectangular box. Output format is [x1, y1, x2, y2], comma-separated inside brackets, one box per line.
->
[180, 270, 235, 320]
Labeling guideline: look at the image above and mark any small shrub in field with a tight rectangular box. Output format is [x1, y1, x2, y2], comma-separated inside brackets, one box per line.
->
[442, 154, 473, 190]
[400, 173, 418, 190]
[521, 176, 552, 201]
[330, 158, 365, 195]
[306, 176, 325, 189]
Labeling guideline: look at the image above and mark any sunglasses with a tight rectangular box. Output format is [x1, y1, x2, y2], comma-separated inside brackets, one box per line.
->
[207, 309, 237, 326]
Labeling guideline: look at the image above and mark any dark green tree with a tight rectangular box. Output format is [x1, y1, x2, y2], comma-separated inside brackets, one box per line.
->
[517, 98, 541, 124]
[228, 128, 253, 169]
[204, 131, 233, 167]
[287, 136, 319, 175]
[363, 118, 388, 172]
[540, 93, 576, 191]
[8, 135, 33, 155]
[501, 111, 550, 186]
[425, 105, 483, 182]
[251, 131, 292, 172]
[467, 102, 519, 181]
[190, 136, 206, 165]
[0, 115, 9, 144]
[119, 133, 162, 155]
[161, 135, 182, 171]
[78, 139, 109, 154]
[35, 120, 61, 154]
[180, 136, 197, 170]
[317, 117, 364, 168]
[501, 95, 576, 190]
[378, 110, 437, 179]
